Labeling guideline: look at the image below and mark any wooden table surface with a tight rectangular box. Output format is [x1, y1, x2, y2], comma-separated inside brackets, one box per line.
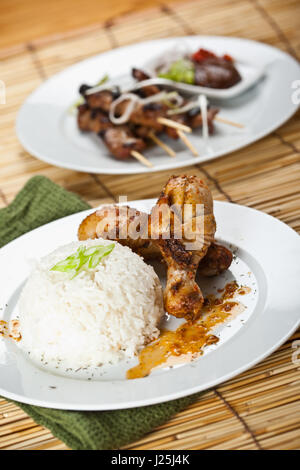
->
[0, 0, 299, 451]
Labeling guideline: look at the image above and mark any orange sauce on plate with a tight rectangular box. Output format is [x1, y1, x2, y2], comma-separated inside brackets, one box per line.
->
[127, 281, 250, 379]
[0, 319, 21, 342]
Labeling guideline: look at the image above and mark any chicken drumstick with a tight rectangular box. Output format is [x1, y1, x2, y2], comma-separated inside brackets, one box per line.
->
[150, 175, 216, 320]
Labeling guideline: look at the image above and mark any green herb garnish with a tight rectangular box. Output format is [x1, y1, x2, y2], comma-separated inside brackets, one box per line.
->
[68, 96, 84, 114]
[50, 244, 115, 278]
[158, 59, 195, 85]
[95, 74, 109, 86]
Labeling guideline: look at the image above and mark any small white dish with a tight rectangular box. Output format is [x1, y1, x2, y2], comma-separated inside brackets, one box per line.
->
[16, 36, 299, 175]
[0, 199, 299, 410]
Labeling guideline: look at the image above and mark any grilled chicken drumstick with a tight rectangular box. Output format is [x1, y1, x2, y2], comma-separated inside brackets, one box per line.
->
[150, 175, 216, 320]
[78, 176, 231, 320]
[78, 205, 232, 276]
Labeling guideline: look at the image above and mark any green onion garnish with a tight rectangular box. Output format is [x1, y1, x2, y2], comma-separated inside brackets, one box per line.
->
[95, 74, 109, 86]
[158, 59, 195, 85]
[50, 244, 115, 278]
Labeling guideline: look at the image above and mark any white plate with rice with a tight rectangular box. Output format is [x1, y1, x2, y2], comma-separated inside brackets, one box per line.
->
[16, 36, 300, 175]
[0, 199, 299, 410]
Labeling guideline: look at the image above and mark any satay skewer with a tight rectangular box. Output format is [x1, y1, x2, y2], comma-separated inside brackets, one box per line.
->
[177, 130, 199, 156]
[155, 117, 198, 156]
[148, 132, 176, 158]
[131, 150, 153, 168]
[214, 116, 244, 128]
[157, 117, 192, 134]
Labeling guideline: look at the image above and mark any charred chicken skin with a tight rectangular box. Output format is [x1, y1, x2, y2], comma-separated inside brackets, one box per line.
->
[150, 175, 216, 320]
[78, 204, 232, 275]
[78, 176, 232, 320]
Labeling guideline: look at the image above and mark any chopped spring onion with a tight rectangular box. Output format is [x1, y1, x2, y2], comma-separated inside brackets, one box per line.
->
[96, 74, 109, 86]
[158, 59, 195, 85]
[50, 244, 115, 278]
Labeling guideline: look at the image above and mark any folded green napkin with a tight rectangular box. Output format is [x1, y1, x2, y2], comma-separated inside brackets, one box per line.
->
[0, 176, 201, 450]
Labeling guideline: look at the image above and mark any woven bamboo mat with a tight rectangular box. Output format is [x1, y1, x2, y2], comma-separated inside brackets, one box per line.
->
[0, 0, 299, 451]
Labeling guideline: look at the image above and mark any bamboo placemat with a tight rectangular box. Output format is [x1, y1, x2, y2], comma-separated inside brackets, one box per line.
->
[0, 0, 299, 451]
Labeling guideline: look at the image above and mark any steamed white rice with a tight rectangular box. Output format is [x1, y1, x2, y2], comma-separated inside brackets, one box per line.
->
[18, 239, 164, 369]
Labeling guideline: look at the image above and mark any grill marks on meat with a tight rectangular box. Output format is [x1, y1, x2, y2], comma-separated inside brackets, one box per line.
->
[78, 204, 232, 277]
[77, 70, 219, 160]
[152, 175, 216, 320]
[78, 182, 232, 322]
[84, 88, 120, 112]
[101, 127, 146, 160]
[132, 67, 161, 97]
[77, 104, 113, 133]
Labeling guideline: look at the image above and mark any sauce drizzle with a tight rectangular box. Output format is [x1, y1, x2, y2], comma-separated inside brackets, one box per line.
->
[0, 319, 21, 342]
[127, 281, 250, 379]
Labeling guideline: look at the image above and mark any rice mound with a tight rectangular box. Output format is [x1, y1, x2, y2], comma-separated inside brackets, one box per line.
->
[18, 239, 164, 369]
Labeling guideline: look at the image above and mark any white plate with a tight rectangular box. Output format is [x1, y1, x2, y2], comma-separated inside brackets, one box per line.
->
[0, 200, 299, 410]
[16, 36, 299, 175]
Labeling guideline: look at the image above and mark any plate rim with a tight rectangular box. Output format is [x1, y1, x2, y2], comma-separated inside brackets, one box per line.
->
[16, 35, 300, 175]
[0, 199, 299, 410]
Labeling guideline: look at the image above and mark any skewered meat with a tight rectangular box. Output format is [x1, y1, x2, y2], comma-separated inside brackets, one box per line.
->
[81, 87, 120, 112]
[76, 71, 219, 161]
[132, 68, 161, 97]
[100, 127, 146, 160]
[132, 68, 151, 82]
[78, 204, 232, 276]
[77, 104, 113, 133]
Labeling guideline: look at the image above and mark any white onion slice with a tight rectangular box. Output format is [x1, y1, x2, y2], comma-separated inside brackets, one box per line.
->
[109, 91, 184, 124]
[141, 91, 169, 105]
[109, 93, 141, 124]
[167, 101, 196, 116]
[199, 94, 208, 140]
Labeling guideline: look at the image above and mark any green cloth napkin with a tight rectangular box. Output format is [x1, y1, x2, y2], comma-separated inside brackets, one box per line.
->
[0, 175, 201, 450]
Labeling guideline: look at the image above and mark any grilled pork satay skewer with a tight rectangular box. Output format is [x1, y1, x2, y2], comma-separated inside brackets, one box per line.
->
[77, 79, 220, 162]
[131, 68, 244, 129]
[81, 85, 218, 137]
[78, 105, 152, 166]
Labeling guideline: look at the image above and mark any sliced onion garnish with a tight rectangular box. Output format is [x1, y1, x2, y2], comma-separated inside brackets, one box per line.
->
[162, 92, 184, 108]
[109, 93, 141, 124]
[199, 94, 208, 140]
[109, 91, 184, 124]
[85, 82, 112, 96]
[140, 91, 183, 106]
[167, 101, 196, 116]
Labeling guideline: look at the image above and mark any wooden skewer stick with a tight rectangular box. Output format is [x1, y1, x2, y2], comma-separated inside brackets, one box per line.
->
[130, 150, 153, 168]
[157, 117, 192, 134]
[214, 116, 244, 129]
[177, 130, 199, 156]
[148, 132, 176, 158]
